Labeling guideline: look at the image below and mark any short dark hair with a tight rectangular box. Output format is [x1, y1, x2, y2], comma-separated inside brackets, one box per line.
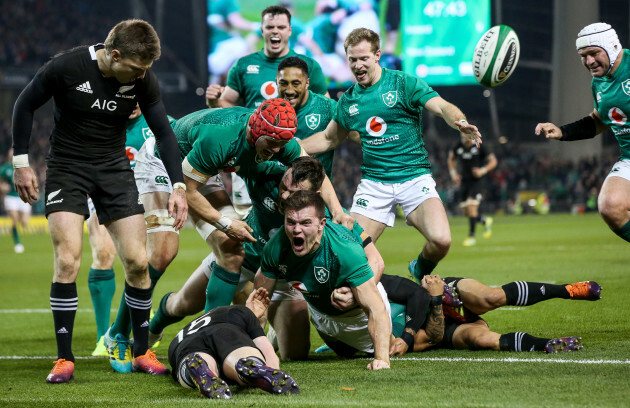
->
[261, 5, 292, 23]
[290, 156, 325, 191]
[283, 190, 325, 219]
[278, 56, 309, 76]
[104, 19, 161, 61]
[344, 28, 380, 54]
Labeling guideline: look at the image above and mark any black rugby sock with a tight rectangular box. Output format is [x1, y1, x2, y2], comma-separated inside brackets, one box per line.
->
[125, 282, 152, 357]
[50, 282, 78, 362]
[499, 332, 549, 352]
[502, 281, 570, 306]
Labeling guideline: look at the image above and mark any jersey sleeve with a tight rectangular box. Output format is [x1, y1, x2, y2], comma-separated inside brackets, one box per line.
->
[336, 236, 374, 287]
[137, 70, 161, 108]
[277, 138, 303, 165]
[185, 126, 222, 176]
[405, 73, 439, 110]
[225, 59, 243, 93]
[260, 232, 284, 279]
[230, 306, 266, 339]
[332, 98, 348, 130]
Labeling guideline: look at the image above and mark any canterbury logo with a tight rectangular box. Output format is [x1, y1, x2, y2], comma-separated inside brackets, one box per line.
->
[76, 81, 93, 93]
[355, 198, 369, 208]
[154, 176, 169, 185]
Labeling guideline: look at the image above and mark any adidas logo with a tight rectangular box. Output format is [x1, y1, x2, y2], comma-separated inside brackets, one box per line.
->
[76, 81, 93, 94]
[540, 285, 546, 295]
[140, 320, 149, 328]
[57, 327, 68, 334]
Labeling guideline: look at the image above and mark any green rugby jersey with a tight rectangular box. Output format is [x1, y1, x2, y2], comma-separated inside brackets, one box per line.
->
[126, 114, 175, 169]
[296, 91, 337, 179]
[240, 161, 287, 271]
[241, 164, 365, 272]
[0, 163, 18, 197]
[334, 68, 439, 183]
[592, 49, 630, 160]
[174, 107, 302, 177]
[226, 50, 328, 108]
[261, 221, 373, 316]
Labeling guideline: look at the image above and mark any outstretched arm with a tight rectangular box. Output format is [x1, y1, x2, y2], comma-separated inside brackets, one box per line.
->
[352, 278, 391, 370]
[424, 96, 482, 146]
[299, 119, 350, 155]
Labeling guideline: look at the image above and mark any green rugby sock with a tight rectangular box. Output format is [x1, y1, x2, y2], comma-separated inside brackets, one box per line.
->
[88, 268, 115, 340]
[414, 252, 437, 279]
[613, 220, 630, 243]
[149, 292, 184, 334]
[109, 290, 132, 339]
[148, 263, 165, 288]
[205, 262, 240, 312]
[12, 226, 21, 244]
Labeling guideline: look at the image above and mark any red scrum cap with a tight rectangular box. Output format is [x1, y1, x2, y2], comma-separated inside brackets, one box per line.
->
[248, 98, 297, 143]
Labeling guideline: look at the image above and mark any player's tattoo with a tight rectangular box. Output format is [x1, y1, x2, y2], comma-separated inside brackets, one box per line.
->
[425, 304, 445, 345]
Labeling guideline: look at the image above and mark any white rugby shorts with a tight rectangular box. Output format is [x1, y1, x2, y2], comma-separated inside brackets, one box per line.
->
[4, 195, 31, 213]
[350, 174, 441, 227]
[606, 159, 630, 182]
[308, 282, 391, 354]
[134, 138, 173, 195]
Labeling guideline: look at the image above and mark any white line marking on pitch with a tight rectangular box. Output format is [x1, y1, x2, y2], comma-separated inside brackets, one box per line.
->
[388, 356, 630, 364]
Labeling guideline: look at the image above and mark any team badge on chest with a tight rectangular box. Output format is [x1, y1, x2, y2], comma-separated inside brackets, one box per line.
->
[314, 266, 330, 284]
[382, 91, 398, 107]
[305, 114, 321, 130]
[622, 80, 630, 97]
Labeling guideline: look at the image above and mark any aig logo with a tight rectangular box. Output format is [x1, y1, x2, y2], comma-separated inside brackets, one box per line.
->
[366, 116, 387, 136]
[260, 81, 278, 99]
[91, 99, 117, 111]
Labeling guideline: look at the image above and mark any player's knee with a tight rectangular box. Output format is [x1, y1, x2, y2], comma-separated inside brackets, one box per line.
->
[54, 253, 81, 278]
[121, 256, 149, 278]
[147, 247, 178, 272]
[598, 194, 626, 226]
[429, 232, 451, 254]
[484, 288, 506, 310]
[93, 247, 116, 269]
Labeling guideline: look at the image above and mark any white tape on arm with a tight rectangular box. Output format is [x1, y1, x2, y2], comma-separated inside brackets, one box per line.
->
[12, 154, 29, 169]
[182, 157, 210, 184]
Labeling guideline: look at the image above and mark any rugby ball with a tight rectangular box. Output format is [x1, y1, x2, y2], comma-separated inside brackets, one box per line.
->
[473, 25, 520, 87]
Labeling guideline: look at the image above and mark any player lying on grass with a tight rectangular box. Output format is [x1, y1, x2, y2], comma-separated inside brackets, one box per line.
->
[333, 276, 601, 354]
[168, 287, 299, 399]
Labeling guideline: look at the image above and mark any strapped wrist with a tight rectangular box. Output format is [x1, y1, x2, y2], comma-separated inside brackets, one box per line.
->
[215, 215, 233, 232]
[173, 182, 186, 191]
[430, 295, 443, 307]
[559, 115, 597, 141]
[12, 154, 29, 169]
[400, 331, 415, 349]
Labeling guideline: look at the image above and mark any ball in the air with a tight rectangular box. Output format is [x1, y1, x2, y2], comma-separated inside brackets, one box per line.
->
[473, 25, 520, 87]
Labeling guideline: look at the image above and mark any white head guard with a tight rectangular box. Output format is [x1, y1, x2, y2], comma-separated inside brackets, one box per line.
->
[576, 23, 622, 75]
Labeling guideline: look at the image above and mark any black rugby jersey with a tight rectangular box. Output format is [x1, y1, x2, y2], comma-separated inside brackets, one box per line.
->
[22, 44, 161, 162]
[451, 141, 488, 181]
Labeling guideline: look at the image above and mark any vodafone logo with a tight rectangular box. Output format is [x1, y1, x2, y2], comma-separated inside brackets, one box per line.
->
[126, 146, 138, 166]
[260, 81, 278, 99]
[291, 281, 308, 293]
[609, 107, 627, 125]
[366, 116, 387, 136]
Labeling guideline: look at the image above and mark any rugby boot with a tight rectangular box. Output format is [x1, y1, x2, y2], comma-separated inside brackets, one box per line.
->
[544, 337, 583, 353]
[236, 357, 299, 394]
[46, 359, 74, 383]
[132, 350, 169, 375]
[184, 353, 231, 399]
[565, 281, 601, 301]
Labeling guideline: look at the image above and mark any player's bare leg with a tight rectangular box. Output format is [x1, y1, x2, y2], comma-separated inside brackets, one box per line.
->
[405, 198, 451, 280]
[598, 176, 630, 242]
[350, 212, 387, 242]
[46, 212, 84, 382]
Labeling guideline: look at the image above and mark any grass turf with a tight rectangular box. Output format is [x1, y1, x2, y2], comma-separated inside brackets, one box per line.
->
[0, 213, 629, 407]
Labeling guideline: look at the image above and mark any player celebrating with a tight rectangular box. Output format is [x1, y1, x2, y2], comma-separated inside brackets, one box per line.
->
[277, 56, 337, 178]
[256, 190, 391, 370]
[300, 28, 482, 282]
[535, 22, 630, 243]
[206, 5, 329, 216]
[447, 134, 497, 246]
[168, 288, 299, 399]
[12, 19, 187, 383]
